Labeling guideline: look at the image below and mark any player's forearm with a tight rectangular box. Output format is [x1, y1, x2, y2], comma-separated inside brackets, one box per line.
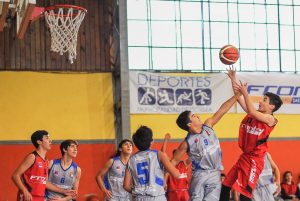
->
[46, 182, 65, 194]
[242, 92, 256, 114]
[273, 168, 280, 184]
[161, 141, 167, 153]
[210, 94, 239, 125]
[11, 175, 28, 193]
[95, 176, 107, 192]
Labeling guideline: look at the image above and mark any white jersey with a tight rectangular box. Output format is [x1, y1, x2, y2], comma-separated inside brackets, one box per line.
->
[104, 156, 130, 200]
[185, 125, 223, 172]
[127, 150, 165, 197]
[45, 159, 78, 200]
[252, 153, 276, 201]
[257, 153, 273, 187]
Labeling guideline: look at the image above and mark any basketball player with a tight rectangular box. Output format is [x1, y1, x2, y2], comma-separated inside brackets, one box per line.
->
[171, 92, 241, 201]
[12, 130, 71, 201]
[219, 68, 283, 201]
[123, 126, 181, 201]
[45, 139, 81, 200]
[160, 133, 190, 201]
[252, 152, 280, 201]
[165, 149, 190, 201]
[96, 139, 133, 201]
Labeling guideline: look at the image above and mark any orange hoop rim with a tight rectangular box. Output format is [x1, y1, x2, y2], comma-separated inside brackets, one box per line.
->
[44, 4, 87, 17]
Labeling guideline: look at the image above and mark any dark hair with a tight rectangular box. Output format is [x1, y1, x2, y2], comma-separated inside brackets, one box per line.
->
[176, 110, 191, 131]
[132, 126, 153, 151]
[282, 170, 294, 184]
[264, 92, 283, 113]
[60, 139, 78, 156]
[221, 173, 226, 177]
[31, 130, 49, 148]
[115, 139, 133, 157]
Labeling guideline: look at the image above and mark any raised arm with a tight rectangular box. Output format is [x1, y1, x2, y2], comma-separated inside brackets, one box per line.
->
[158, 151, 180, 179]
[161, 133, 171, 153]
[95, 159, 113, 199]
[171, 141, 188, 166]
[204, 93, 240, 128]
[226, 67, 248, 113]
[238, 81, 276, 126]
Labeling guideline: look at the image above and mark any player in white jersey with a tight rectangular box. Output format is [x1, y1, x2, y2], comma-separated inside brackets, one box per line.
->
[172, 93, 240, 201]
[123, 126, 181, 201]
[252, 152, 280, 201]
[96, 139, 133, 201]
[46, 139, 81, 200]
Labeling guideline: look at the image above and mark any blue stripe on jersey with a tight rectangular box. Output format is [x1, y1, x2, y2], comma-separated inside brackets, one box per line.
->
[155, 176, 164, 186]
[104, 174, 110, 190]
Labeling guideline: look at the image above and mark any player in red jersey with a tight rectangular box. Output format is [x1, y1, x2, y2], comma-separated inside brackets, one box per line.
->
[219, 68, 283, 201]
[12, 130, 74, 201]
[166, 150, 190, 201]
[160, 134, 190, 201]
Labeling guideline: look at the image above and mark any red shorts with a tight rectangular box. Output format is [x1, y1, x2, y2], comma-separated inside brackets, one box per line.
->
[222, 154, 264, 198]
[167, 190, 189, 201]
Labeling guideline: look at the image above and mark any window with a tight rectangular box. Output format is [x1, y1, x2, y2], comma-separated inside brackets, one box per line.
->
[127, 0, 300, 72]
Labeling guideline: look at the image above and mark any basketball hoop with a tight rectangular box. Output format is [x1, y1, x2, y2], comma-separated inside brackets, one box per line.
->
[44, 5, 87, 64]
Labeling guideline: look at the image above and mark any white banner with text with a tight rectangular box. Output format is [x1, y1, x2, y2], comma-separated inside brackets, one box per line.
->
[130, 71, 300, 114]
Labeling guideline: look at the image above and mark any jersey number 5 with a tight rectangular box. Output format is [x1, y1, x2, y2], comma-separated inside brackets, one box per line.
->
[137, 161, 149, 185]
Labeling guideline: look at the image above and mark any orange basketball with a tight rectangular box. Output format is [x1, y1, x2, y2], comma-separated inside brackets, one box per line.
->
[219, 45, 239, 65]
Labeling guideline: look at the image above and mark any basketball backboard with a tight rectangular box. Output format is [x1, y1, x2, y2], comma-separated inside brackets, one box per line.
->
[16, 0, 36, 39]
[0, 0, 10, 31]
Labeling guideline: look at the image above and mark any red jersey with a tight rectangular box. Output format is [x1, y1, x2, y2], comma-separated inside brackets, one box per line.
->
[19, 151, 48, 197]
[168, 161, 189, 191]
[281, 183, 298, 196]
[167, 161, 189, 201]
[239, 114, 275, 156]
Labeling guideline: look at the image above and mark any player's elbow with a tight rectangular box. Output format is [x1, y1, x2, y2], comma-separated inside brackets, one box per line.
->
[11, 172, 18, 183]
[248, 109, 256, 116]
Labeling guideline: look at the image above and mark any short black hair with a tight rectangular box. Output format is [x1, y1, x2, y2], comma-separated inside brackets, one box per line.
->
[115, 139, 133, 157]
[176, 110, 191, 131]
[132, 126, 153, 151]
[264, 92, 283, 113]
[60, 139, 78, 156]
[31, 130, 49, 148]
[221, 173, 226, 177]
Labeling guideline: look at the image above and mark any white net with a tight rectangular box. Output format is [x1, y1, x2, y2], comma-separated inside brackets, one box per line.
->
[44, 6, 86, 64]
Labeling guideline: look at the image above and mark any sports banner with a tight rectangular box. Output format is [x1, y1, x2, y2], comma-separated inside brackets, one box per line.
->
[130, 71, 300, 114]
[130, 71, 234, 114]
[236, 73, 300, 114]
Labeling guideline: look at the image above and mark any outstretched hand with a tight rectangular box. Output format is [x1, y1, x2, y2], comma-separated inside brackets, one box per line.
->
[237, 80, 248, 95]
[225, 66, 236, 80]
[226, 66, 241, 95]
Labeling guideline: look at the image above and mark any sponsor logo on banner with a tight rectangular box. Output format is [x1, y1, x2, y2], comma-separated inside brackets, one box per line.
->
[130, 71, 230, 114]
[247, 85, 300, 104]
